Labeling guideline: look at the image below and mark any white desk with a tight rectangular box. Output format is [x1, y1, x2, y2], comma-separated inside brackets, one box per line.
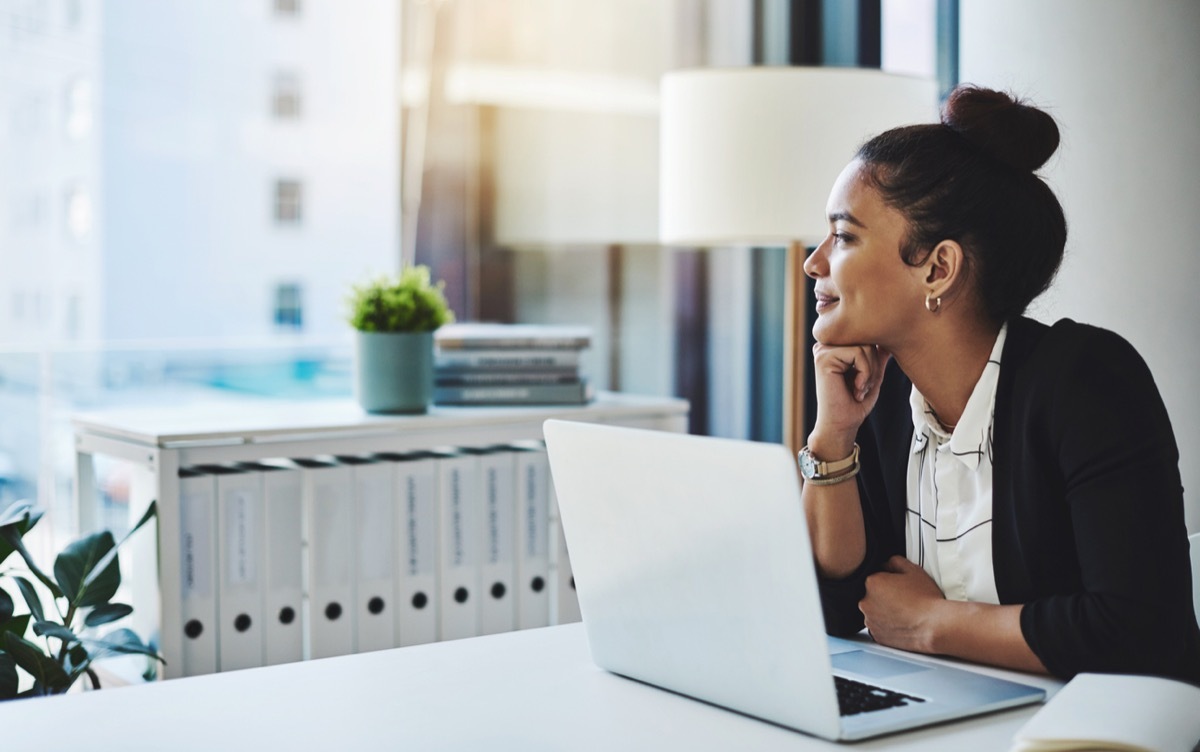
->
[1, 623, 1059, 750]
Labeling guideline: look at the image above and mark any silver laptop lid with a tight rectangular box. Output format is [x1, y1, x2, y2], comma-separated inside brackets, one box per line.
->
[544, 419, 842, 739]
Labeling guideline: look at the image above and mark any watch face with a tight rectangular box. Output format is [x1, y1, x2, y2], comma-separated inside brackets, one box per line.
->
[798, 450, 817, 479]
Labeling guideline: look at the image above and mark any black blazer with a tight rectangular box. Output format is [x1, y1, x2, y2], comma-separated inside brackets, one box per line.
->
[817, 317, 1200, 684]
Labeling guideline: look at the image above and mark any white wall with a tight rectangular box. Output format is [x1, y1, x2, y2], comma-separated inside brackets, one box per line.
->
[960, 0, 1200, 532]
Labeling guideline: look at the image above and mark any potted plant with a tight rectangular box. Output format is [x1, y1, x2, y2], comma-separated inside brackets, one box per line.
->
[347, 265, 455, 414]
[0, 498, 162, 699]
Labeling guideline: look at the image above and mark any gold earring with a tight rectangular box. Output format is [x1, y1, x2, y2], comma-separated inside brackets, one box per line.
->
[925, 293, 941, 313]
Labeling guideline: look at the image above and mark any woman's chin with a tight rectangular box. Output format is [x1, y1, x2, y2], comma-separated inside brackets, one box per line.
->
[811, 319, 840, 345]
[812, 323, 864, 348]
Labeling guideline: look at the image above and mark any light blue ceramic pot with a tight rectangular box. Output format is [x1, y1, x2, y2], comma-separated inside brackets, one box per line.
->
[354, 330, 434, 414]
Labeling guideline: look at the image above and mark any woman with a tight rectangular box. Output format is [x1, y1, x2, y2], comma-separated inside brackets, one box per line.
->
[801, 84, 1200, 684]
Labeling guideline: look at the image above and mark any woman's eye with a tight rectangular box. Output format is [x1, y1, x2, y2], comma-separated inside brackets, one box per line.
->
[832, 231, 854, 245]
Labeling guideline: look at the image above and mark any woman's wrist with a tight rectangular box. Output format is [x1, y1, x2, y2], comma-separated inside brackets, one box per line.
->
[925, 599, 962, 655]
[805, 430, 857, 463]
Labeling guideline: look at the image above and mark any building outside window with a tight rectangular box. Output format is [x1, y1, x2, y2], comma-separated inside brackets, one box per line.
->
[274, 179, 303, 224]
[10, 193, 46, 230]
[273, 0, 301, 18]
[63, 0, 82, 29]
[65, 293, 80, 339]
[0, 0, 958, 572]
[273, 282, 304, 330]
[64, 77, 92, 139]
[272, 72, 302, 119]
[64, 184, 91, 240]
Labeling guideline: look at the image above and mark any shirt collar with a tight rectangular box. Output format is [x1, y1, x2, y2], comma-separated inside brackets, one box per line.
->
[909, 323, 1008, 471]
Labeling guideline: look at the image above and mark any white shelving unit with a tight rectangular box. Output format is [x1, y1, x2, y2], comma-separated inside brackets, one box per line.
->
[72, 392, 688, 679]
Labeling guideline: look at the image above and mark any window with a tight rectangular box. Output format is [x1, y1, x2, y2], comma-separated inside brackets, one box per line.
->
[272, 73, 302, 119]
[882, 0, 937, 78]
[11, 0, 48, 42]
[12, 93, 49, 136]
[64, 184, 92, 240]
[33, 291, 48, 326]
[274, 179, 303, 224]
[64, 77, 92, 139]
[273, 282, 304, 330]
[65, 293, 80, 339]
[63, 0, 82, 29]
[10, 193, 46, 230]
[273, 0, 301, 18]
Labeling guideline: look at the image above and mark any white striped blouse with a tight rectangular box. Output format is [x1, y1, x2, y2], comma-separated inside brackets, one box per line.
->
[904, 323, 1008, 604]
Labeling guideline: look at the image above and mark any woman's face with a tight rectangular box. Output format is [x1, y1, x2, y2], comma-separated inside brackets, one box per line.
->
[803, 160, 926, 348]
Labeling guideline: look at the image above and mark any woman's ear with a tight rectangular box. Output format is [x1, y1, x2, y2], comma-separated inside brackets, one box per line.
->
[923, 239, 966, 299]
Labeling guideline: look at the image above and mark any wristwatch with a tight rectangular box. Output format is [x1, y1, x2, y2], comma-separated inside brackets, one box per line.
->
[797, 444, 860, 481]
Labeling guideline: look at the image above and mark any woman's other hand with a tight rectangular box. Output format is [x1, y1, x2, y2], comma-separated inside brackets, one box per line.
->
[859, 555, 946, 654]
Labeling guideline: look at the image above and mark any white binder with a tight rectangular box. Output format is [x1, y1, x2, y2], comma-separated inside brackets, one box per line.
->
[239, 460, 304, 667]
[548, 477, 582, 625]
[383, 451, 439, 647]
[435, 449, 482, 641]
[298, 457, 356, 659]
[512, 442, 551, 630]
[212, 465, 266, 671]
[178, 467, 219, 677]
[478, 447, 517, 636]
[340, 456, 396, 653]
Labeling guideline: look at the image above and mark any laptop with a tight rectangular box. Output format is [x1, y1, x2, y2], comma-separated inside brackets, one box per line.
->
[542, 419, 1045, 742]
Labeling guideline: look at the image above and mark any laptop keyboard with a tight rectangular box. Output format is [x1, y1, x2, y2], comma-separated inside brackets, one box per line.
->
[835, 676, 926, 716]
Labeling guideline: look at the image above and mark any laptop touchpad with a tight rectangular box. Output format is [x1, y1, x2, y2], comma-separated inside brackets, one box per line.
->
[831, 650, 932, 679]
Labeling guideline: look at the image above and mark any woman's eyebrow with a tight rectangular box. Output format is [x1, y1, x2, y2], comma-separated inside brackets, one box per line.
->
[828, 211, 868, 229]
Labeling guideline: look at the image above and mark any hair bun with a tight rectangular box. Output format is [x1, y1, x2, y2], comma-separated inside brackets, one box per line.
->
[942, 85, 1060, 172]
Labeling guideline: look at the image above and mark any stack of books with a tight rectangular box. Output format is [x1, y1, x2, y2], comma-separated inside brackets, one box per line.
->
[433, 323, 593, 406]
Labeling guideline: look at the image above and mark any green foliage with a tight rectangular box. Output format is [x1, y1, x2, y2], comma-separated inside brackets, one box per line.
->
[0, 499, 161, 700]
[347, 265, 456, 333]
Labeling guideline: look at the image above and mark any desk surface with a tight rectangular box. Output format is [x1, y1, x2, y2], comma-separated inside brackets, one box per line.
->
[71, 391, 689, 447]
[0, 623, 1059, 751]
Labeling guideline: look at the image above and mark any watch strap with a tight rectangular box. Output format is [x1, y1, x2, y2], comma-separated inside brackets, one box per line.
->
[802, 443, 859, 477]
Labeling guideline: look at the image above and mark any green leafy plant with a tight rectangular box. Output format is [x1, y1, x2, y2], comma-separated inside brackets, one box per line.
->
[347, 265, 455, 333]
[0, 498, 162, 699]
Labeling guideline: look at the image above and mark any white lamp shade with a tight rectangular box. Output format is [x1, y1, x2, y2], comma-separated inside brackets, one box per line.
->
[494, 108, 659, 247]
[659, 67, 938, 247]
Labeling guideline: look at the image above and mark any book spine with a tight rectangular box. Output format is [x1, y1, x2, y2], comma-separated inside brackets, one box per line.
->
[435, 337, 590, 351]
[434, 350, 582, 369]
[434, 371, 580, 386]
[434, 382, 590, 405]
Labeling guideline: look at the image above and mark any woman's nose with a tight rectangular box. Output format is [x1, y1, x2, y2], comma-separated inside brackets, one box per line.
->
[803, 238, 830, 279]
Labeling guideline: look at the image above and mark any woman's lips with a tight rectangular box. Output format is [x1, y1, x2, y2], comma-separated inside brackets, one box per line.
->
[814, 290, 839, 312]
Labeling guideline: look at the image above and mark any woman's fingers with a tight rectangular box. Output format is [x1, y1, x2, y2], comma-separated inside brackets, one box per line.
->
[809, 342, 892, 443]
[813, 343, 887, 402]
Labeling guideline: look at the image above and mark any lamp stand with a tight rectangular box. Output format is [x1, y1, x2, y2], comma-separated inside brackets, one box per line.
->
[782, 240, 807, 454]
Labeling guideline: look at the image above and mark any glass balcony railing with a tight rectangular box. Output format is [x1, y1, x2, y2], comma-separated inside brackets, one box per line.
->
[0, 341, 353, 553]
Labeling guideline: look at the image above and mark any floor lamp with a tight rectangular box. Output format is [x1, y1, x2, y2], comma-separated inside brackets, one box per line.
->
[659, 67, 936, 452]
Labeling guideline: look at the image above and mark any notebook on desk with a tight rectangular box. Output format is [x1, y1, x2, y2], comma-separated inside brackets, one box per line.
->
[542, 420, 1045, 742]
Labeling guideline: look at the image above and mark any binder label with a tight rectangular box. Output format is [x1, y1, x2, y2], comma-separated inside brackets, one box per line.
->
[268, 492, 302, 589]
[523, 463, 548, 559]
[404, 473, 436, 576]
[181, 489, 213, 597]
[486, 465, 514, 565]
[315, 480, 352, 586]
[224, 488, 258, 586]
[358, 474, 394, 580]
[449, 467, 475, 567]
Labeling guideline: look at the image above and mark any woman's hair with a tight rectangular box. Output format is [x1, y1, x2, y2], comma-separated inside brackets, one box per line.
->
[856, 85, 1067, 323]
